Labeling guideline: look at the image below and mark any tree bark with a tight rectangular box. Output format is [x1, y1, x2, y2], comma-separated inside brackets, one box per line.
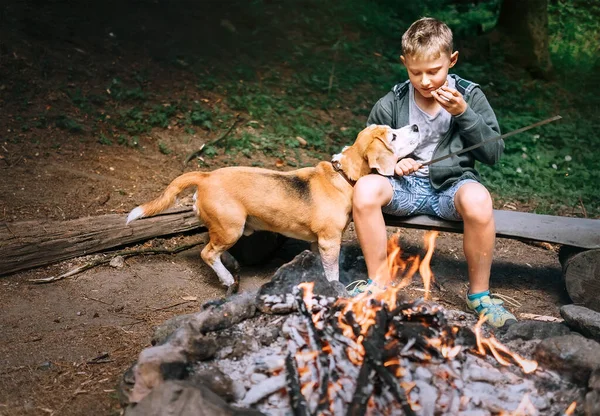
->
[560, 248, 600, 313]
[496, 0, 552, 78]
[0, 208, 205, 276]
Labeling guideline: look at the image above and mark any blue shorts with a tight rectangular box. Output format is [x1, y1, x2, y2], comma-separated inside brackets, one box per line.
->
[382, 176, 478, 221]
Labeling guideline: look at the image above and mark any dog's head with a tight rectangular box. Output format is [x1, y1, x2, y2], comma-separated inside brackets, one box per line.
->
[333, 124, 420, 180]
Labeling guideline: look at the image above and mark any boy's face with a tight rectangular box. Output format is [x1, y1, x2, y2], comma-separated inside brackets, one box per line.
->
[401, 51, 458, 99]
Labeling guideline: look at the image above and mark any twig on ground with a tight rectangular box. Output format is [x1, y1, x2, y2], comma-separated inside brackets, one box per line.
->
[183, 114, 243, 166]
[152, 300, 193, 312]
[87, 353, 113, 364]
[84, 295, 113, 306]
[29, 240, 205, 284]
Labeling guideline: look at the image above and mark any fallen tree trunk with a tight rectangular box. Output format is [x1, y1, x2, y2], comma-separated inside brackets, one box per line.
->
[0, 208, 206, 276]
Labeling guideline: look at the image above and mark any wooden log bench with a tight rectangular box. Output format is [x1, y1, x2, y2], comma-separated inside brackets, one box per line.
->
[1, 209, 599, 311]
[383, 210, 600, 312]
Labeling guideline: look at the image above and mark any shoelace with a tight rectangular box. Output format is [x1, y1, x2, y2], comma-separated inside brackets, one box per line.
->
[476, 297, 509, 315]
[345, 279, 370, 293]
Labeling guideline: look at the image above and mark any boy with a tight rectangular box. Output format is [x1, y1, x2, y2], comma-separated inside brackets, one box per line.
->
[350, 17, 516, 328]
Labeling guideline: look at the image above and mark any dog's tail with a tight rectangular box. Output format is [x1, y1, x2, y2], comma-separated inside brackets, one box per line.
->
[126, 172, 205, 224]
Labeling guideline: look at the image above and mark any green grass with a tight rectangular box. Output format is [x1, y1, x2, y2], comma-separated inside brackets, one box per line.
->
[46, 0, 598, 217]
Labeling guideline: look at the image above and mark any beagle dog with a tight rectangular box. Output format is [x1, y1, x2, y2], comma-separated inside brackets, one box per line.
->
[126, 124, 420, 293]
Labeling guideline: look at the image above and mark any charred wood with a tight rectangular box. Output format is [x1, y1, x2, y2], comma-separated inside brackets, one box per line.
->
[285, 352, 310, 416]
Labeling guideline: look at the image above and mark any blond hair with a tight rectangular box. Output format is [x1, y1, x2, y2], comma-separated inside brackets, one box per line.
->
[402, 17, 453, 59]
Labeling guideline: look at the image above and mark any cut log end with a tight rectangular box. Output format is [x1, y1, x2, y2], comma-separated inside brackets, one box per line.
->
[561, 248, 600, 313]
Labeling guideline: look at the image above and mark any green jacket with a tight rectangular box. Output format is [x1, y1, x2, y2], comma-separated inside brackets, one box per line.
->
[366, 74, 502, 190]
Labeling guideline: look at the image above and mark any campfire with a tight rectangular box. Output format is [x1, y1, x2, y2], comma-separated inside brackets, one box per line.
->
[123, 233, 585, 415]
[253, 233, 540, 415]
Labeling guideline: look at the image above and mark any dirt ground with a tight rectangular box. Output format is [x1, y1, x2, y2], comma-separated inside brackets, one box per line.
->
[0, 223, 569, 416]
[0, 2, 572, 415]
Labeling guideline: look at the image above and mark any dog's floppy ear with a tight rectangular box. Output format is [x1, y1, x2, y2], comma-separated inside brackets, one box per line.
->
[365, 138, 397, 176]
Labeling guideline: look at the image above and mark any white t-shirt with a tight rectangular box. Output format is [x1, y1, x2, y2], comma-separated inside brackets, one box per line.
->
[408, 76, 454, 177]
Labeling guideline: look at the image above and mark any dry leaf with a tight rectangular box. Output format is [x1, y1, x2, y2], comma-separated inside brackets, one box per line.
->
[275, 159, 284, 168]
[520, 313, 563, 322]
[296, 136, 307, 146]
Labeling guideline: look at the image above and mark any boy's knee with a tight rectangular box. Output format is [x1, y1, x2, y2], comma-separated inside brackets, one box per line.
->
[456, 184, 493, 223]
[353, 175, 391, 210]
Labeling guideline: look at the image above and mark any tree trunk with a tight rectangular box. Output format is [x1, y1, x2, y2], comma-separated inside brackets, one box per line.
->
[496, 0, 552, 78]
[560, 247, 600, 313]
[0, 209, 205, 276]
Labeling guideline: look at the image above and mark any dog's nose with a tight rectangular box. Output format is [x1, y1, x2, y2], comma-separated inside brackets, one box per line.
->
[411, 124, 419, 132]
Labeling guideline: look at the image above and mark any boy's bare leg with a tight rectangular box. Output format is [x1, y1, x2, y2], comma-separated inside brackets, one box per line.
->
[353, 175, 394, 281]
[454, 183, 495, 294]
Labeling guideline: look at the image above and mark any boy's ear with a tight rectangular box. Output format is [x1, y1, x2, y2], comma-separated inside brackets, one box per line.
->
[449, 51, 459, 68]
[400, 55, 406, 66]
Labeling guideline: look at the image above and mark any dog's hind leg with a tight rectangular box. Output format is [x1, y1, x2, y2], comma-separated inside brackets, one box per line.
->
[201, 226, 244, 294]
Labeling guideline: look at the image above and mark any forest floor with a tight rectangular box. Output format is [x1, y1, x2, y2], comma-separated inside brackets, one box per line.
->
[0, 2, 574, 415]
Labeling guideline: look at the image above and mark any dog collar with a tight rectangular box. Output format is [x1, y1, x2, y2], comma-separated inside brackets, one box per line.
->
[331, 160, 355, 187]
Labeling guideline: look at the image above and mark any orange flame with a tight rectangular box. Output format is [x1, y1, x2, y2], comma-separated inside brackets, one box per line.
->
[419, 231, 438, 299]
[509, 393, 537, 415]
[297, 282, 314, 308]
[473, 315, 538, 374]
[564, 401, 577, 415]
[292, 232, 539, 413]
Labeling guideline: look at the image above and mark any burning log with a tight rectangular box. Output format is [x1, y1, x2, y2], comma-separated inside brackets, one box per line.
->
[285, 352, 310, 416]
[294, 284, 331, 414]
[241, 374, 287, 406]
[347, 360, 374, 416]
[361, 308, 415, 416]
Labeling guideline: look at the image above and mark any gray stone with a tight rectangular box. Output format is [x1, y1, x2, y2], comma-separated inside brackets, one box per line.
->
[110, 255, 125, 268]
[534, 334, 600, 385]
[257, 251, 345, 311]
[502, 321, 571, 341]
[153, 313, 195, 345]
[190, 367, 235, 402]
[560, 304, 600, 342]
[125, 380, 265, 416]
[589, 368, 600, 391]
[152, 292, 257, 345]
[584, 390, 600, 416]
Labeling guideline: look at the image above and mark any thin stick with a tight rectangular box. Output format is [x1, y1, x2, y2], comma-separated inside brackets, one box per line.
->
[152, 300, 193, 312]
[183, 114, 243, 166]
[29, 240, 205, 284]
[421, 115, 562, 167]
[579, 196, 588, 218]
[83, 295, 113, 306]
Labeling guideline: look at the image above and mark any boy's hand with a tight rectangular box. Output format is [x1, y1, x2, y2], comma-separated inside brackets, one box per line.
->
[395, 158, 421, 176]
[431, 85, 467, 116]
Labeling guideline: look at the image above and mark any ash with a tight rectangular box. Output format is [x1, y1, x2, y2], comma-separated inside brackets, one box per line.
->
[192, 294, 581, 416]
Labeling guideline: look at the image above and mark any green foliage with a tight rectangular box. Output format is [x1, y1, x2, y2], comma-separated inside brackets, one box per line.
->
[98, 133, 113, 146]
[118, 107, 150, 135]
[107, 78, 146, 101]
[188, 104, 213, 130]
[147, 104, 176, 128]
[549, 0, 600, 71]
[158, 141, 172, 155]
[55, 115, 84, 132]
[50, 0, 596, 217]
